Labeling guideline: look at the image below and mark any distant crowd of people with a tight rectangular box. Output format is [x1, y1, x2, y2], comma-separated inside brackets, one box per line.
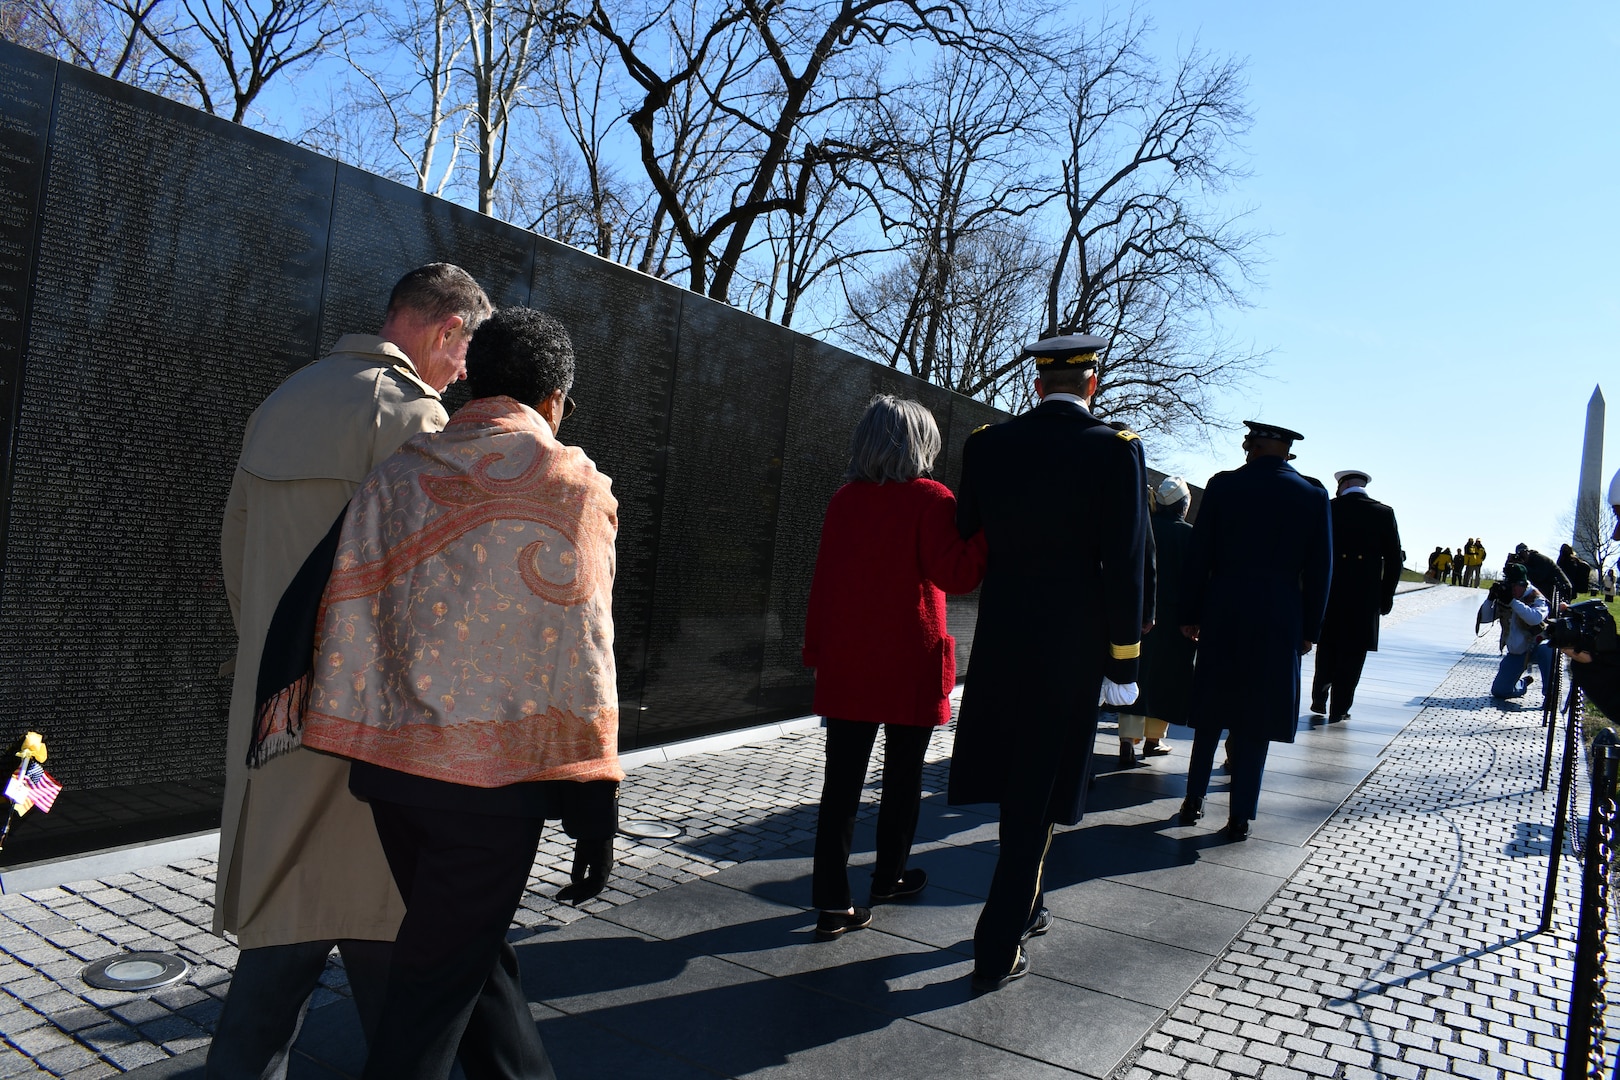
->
[208, 260, 1614, 1078]
[1426, 539, 1487, 586]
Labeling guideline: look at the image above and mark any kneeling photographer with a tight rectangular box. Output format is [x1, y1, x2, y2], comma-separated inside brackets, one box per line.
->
[1489, 561, 1553, 705]
[1548, 598, 1620, 721]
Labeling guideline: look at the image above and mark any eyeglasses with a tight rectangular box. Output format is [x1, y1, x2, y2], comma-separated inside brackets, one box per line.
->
[562, 395, 576, 420]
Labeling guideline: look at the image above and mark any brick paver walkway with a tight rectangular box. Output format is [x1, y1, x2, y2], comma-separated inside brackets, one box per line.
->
[1120, 607, 1595, 1079]
[0, 583, 1607, 1078]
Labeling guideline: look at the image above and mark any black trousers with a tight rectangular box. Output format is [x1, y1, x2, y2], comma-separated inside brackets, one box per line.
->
[1185, 726, 1270, 823]
[1311, 642, 1369, 717]
[362, 800, 555, 1080]
[206, 938, 391, 1080]
[971, 719, 1088, 978]
[811, 719, 934, 910]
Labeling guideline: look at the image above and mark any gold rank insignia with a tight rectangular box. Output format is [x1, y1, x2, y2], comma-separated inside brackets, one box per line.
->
[1115, 429, 1139, 442]
[971, 424, 991, 434]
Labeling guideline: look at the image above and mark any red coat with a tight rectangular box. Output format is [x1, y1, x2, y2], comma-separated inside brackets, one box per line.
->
[802, 478, 987, 727]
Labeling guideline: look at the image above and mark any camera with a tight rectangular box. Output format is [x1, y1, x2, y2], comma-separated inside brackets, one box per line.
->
[1545, 599, 1619, 655]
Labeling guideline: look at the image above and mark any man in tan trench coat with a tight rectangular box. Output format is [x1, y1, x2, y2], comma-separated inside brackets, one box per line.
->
[209, 264, 492, 1078]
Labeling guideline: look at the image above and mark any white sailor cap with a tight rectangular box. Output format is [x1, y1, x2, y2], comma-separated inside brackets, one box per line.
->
[1333, 469, 1371, 486]
[1154, 476, 1190, 505]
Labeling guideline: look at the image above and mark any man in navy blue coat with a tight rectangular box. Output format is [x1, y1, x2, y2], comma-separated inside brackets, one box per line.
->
[1177, 422, 1332, 841]
[949, 334, 1148, 989]
[1311, 469, 1402, 722]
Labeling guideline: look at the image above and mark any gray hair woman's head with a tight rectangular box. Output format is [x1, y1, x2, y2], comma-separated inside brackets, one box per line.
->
[845, 394, 942, 483]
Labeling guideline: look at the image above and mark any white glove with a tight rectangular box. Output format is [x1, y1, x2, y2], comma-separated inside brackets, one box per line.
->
[1100, 678, 1139, 707]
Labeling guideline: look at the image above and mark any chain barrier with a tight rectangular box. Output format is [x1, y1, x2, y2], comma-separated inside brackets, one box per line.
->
[1565, 731, 1619, 1080]
[1585, 790, 1613, 1080]
[1573, 687, 1591, 863]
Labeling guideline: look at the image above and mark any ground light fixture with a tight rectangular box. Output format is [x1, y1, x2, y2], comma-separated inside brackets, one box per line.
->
[81, 951, 190, 992]
[619, 819, 683, 839]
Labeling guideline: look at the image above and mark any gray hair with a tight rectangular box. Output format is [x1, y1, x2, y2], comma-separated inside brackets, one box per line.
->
[845, 394, 942, 483]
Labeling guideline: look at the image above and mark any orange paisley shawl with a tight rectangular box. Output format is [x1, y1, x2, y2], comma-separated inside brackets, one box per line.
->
[299, 396, 624, 787]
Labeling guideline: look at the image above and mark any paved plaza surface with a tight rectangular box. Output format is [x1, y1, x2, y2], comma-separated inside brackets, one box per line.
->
[0, 583, 1604, 1078]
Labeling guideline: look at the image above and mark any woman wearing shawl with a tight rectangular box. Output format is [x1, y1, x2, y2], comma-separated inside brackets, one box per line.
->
[296, 307, 619, 1080]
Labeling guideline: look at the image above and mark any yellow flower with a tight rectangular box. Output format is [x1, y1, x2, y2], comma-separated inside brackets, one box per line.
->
[542, 627, 559, 645]
[416, 675, 432, 692]
[432, 601, 448, 618]
[351, 674, 366, 692]
[328, 652, 344, 669]
[440, 694, 456, 712]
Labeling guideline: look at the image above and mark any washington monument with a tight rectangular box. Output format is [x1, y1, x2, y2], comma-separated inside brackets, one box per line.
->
[1576, 385, 1606, 564]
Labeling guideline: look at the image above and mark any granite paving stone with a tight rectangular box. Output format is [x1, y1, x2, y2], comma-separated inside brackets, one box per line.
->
[2, 584, 1611, 1078]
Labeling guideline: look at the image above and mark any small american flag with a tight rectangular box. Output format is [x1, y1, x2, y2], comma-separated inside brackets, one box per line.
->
[18, 760, 59, 813]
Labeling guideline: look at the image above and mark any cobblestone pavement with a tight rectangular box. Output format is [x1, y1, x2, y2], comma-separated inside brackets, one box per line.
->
[1118, 595, 1603, 1080]
[0, 582, 1602, 1078]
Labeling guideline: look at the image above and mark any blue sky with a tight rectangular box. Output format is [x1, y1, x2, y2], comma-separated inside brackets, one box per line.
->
[1133, 1, 1620, 572]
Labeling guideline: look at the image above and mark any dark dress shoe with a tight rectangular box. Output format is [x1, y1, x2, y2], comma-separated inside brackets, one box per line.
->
[1022, 907, 1052, 940]
[1118, 739, 1137, 769]
[1309, 700, 1327, 715]
[1142, 741, 1172, 757]
[815, 907, 873, 940]
[971, 949, 1030, 992]
[1328, 713, 1348, 723]
[1222, 819, 1250, 842]
[1178, 798, 1204, 825]
[870, 868, 927, 904]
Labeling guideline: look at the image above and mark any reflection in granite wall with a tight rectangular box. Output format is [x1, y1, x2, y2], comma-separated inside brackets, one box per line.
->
[0, 60, 334, 791]
[0, 43, 1087, 859]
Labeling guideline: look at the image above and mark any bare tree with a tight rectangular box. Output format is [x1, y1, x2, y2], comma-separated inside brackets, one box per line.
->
[841, 224, 1046, 396]
[581, 0, 1027, 304]
[1039, 17, 1266, 441]
[122, 0, 363, 124]
[309, 0, 475, 195]
[1564, 493, 1620, 581]
[832, 44, 1057, 391]
[6, 0, 186, 92]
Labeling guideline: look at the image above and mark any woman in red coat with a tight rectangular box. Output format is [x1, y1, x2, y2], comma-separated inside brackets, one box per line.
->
[803, 394, 987, 939]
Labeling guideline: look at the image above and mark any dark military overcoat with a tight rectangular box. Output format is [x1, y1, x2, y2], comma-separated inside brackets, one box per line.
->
[1121, 508, 1197, 726]
[947, 399, 1147, 826]
[1317, 491, 1402, 653]
[1179, 456, 1332, 743]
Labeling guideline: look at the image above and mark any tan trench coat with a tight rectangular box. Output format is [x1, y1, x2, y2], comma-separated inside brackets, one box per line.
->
[216, 335, 447, 949]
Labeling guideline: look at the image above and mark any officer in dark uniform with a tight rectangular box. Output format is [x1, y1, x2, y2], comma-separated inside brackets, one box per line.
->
[1177, 421, 1331, 841]
[1311, 469, 1402, 722]
[948, 333, 1148, 990]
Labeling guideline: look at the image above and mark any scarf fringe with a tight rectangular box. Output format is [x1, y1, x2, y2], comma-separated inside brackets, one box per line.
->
[247, 672, 312, 769]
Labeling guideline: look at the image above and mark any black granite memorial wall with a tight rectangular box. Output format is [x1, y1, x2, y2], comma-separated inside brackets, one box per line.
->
[0, 42, 1031, 862]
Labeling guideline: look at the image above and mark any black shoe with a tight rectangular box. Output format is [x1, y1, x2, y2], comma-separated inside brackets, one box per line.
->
[1309, 700, 1327, 715]
[1118, 740, 1137, 769]
[1223, 819, 1250, 842]
[815, 907, 873, 940]
[870, 868, 927, 905]
[1178, 798, 1204, 825]
[971, 949, 1030, 992]
[1142, 741, 1172, 757]
[1329, 712, 1349, 723]
[1022, 907, 1052, 941]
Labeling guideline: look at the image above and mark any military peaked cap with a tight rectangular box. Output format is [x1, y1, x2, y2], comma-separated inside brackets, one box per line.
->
[1243, 420, 1305, 445]
[1333, 469, 1371, 485]
[1023, 333, 1107, 372]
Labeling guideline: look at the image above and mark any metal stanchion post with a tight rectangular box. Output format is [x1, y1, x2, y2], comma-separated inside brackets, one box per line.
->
[1547, 653, 1568, 790]
[1563, 736, 1618, 1079]
[1547, 687, 1586, 933]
